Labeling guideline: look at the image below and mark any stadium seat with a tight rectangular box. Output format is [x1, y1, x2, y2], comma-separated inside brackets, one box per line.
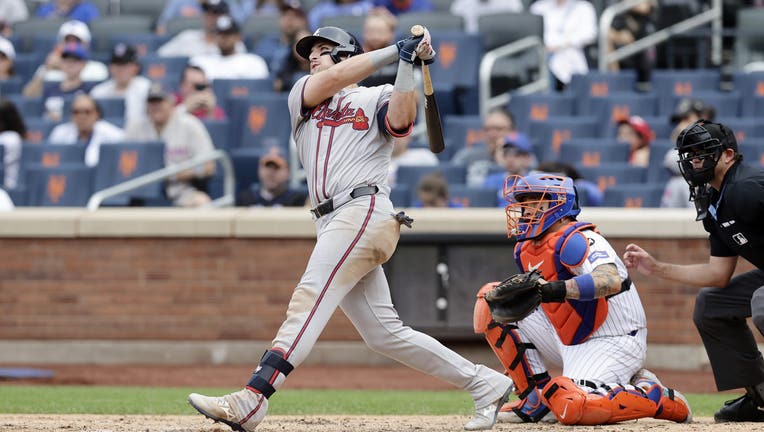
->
[7, 186, 26, 207]
[398, 12, 465, 33]
[557, 140, 630, 166]
[140, 54, 189, 82]
[202, 119, 231, 150]
[734, 7, 764, 69]
[93, 97, 126, 119]
[738, 140, 764, 166]
[230, 149, 262, 195]
[734, 71, 764, 116]
[396, 164, 467, 190]
[21, 117, 57, 144]
[660, 91, 742, 118]
[12, 53, 43, 83]
[228, 93, 291, 152]
[389, 185, 411, 207]
[117, 0, 167, 23]
[6, 94, 42, 119]
[165, 17, 203, 37]
[448, 185, 498, 207]
[0, 76, 23, 95]
[12, 18, 66, 52]
[650, 70, 722, 112]
[528, 116, 600, 162]
[19, 143, 87, 188]
[25, 163, 94, 207]
[90, 16, 154, 52]
[646, 139, 675, 184]
[442, 114, 483, 162]
[583, 93, 659, 134]
[94, 141, 166, 205]
[568, 71, 637, 113]
[319, 15, 366, 37]
[426, 32, 483, 91]
[242, 15, 282, 44]
[508, 92, 576, 133]
[478, 12, 542, 51]
[714, 117, 764, 143]
[602, 182, 665, 208]
[575, 163, 648, 193]
[212, 78, 274, 105]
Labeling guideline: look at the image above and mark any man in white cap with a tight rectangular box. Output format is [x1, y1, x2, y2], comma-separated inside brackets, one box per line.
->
[22, 20, 107, 96]
[0, 37, 16, 80]
[90, 43, 151, 127]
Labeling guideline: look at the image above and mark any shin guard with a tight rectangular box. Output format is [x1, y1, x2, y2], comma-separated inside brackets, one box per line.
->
[246, 349, 294, 399]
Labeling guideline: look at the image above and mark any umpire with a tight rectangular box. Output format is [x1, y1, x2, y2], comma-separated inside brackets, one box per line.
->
[623, 119, 764, 422]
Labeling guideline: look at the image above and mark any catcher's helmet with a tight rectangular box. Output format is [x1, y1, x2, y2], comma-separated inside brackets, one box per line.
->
[675, 119, 739, 188]
[295, 26, 363, 64]
[504, 173, 580, 241]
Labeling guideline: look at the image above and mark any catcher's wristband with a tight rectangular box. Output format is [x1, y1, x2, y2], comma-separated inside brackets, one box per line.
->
[540, 281, 566, 303]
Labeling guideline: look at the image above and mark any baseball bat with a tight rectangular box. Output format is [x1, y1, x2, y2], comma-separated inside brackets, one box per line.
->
[410, 25, 445, 154]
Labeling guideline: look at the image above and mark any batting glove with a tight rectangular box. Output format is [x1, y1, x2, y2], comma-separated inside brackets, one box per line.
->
[396, 27, 434, 65]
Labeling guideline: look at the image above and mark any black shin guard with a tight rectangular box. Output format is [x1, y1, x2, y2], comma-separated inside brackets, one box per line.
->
[246, 350, 294, 399]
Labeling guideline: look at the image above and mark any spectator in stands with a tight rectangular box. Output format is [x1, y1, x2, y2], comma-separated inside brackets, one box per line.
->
[190, 15, 269, 80]
[22, 20, 108, 96]
[359, 10, 398, 87]
[41, 42, 97, 122]
[35, 0, 100, 24]
[452, 107, 515, 187]
[387, 134, 439, 186]
[90, 43, 151, 128]
[606, 0, 656, 88]
[125, 82, 216, 207]
[0, 98, 25, 189]
[536, 160, 603, 206]
[254, 0, 309, 83]
[271, 28, 311, 92]
[0, 0, 29, 37]
[483, 132, 535, 207]
[616, 115, 653, 167]
[660, 148, 693, 209]
[373, 0, 433, 15]
[307, 0, 373, 31]
[237, 147, 308, 207]
[48, 93, 125, 167]
[669, 97, 715, 142]
[530, 0, 597, 91]
[177, 65, 226, 120]
[0, 37, 16, 80]
[450, 0, 522, 34]
[158, 0, 246, 57]
[414, 171, 463, 208]
[156, 0, 258, 35]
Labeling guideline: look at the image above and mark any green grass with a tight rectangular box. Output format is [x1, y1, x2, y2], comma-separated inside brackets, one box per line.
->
[0, 386, 735, 417]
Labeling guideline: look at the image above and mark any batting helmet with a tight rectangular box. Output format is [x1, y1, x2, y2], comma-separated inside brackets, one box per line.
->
[295, 26, 363, 64]
[675, 119, 739, 188]
[504, 173, 580, 241]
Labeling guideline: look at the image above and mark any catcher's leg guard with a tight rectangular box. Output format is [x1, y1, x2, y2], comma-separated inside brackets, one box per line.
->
[498, 374, 555, 423]
[475, 283, 539, 399]
[541, 376, 658, 425]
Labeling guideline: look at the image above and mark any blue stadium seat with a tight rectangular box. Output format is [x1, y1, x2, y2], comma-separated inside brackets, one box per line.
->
[12, 53, 43, 83]
[584, 93, 659, 135]
[528, 116, 600, 162]
[228, 93, 291, 152]
[19, 142, 87, 187]
[94, 142, 166, 205]
[12, 18, 66, 52]
[203, 119, 231, 150]
[25, 163, 94, 206]
[557, 140, 630, 166]
[0, 76, 24, 96]
[448, 185, 498, 207]
[715, 117, 764, 143]
[734, 71, 764, 116]
[426, 32, 483, 91]
[575, 163, 648, 193]
[602, 182, 665, 208]
[7, 186, 26, 207]
[738, 140, 764, 167]
[229, 149, 262, 195]
[660, 91, 742, 117]
[650, 70, 721, 112]
[568, 71, 636, 113]
[212, 79, 275, 106]
[396, 164, 467, 190]
[6, 94, 42, 119]
[389, 185, 411, 207]
[508, 92, 575, 133]
[93, 97, 126, 120]
[140, 54, 189, 83]
[30, 35, 58, 54]
[646, 139, 675, 183]
[22, 117, 58, 144]
[442, 114, 483, 162]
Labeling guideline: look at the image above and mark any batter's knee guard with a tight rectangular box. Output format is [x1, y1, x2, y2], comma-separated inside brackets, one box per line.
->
[474, 283, 539, 400]
[246, 349, 294, 399]
[541, 376, 658, 425]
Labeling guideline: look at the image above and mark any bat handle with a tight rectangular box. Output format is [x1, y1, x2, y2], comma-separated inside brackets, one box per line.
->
[422, 63, 434, 97]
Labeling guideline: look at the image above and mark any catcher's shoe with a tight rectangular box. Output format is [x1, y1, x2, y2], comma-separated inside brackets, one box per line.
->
[714, 395, 764, 422]
[497, 388, 556, 423]
[188, 388, 268, 432]
[464, 386, 512, 430]
[631, 368, 692, 423]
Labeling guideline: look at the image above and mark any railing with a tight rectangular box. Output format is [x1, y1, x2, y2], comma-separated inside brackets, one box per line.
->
[598, 0, 723, 72]
[478, 36, 549, 116]
[87, 149, 235, 210]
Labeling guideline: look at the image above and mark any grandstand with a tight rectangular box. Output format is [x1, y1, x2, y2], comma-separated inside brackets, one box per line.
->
[0, 0, 757, 208]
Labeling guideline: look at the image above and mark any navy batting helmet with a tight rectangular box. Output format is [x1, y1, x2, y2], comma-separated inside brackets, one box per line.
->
[295, 26, 363, 64]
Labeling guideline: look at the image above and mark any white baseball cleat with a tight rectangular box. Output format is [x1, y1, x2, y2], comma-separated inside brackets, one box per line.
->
[464, 386, 512, 430]
[188, 388, 268, 432]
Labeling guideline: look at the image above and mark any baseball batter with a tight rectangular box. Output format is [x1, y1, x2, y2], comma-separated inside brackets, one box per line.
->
[188, 26, 512, 432]
[473, 172, 692, 425]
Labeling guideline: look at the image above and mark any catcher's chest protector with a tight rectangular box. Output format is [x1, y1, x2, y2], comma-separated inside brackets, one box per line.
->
[514, 221, 608, 345]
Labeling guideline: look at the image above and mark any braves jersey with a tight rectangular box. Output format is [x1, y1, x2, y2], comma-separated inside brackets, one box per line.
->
[288, 76, 402, 207]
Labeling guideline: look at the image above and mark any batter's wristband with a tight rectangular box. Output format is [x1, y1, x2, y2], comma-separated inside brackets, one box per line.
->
[540, 280, 566, 303]
[573, 273, 596, 301]
[370, 45, 399, 69]
[394, 61, 415, 93]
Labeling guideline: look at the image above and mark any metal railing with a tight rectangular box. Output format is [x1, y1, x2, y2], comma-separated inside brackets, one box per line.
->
[478, 36, 549, 116]
[598, 0, 723, 72]
[87, 149, 235, 211]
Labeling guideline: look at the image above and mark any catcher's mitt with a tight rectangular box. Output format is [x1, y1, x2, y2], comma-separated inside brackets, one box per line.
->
[484, 270, 544, 323]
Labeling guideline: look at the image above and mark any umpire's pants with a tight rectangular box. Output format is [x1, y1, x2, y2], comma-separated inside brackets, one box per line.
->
[694, 269, 764, 391]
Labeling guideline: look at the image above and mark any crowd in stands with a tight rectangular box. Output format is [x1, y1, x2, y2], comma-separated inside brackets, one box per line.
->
[0, 0, 761, 209]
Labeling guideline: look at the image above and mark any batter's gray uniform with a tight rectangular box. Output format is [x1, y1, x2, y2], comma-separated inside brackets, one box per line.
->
[263, 75, 510, 407]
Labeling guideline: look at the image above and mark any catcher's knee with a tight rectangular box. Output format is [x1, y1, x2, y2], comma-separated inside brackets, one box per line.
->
[474, 282, 499, 333]
[542, 377, 657, 425]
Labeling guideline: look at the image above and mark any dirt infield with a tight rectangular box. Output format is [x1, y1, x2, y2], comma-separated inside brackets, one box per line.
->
[0, 415, 747, 432]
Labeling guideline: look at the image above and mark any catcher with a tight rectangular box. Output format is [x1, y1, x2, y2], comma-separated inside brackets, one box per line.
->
[473, 172, 692, 425]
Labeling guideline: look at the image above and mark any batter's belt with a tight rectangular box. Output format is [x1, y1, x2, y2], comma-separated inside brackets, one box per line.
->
[310, 185, 379, 219]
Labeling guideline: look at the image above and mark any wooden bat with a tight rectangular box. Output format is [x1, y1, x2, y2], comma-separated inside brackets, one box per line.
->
[410, 25, 445, 154]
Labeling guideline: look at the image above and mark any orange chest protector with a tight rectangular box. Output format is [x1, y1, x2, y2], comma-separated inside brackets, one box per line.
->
[514, 221, 608, 345]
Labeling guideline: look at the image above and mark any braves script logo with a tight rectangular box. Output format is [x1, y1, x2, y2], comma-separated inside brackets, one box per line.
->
[313, 101, 369, 130]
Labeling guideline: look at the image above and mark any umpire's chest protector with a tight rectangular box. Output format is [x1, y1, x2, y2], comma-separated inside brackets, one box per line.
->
[514, 221, 608, 346]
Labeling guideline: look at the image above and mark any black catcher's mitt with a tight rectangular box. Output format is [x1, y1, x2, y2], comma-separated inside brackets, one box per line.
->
[484, 270, 544, 323]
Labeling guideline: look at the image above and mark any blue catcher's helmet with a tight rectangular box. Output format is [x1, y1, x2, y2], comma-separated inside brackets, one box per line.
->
[504, 173, 580, 241]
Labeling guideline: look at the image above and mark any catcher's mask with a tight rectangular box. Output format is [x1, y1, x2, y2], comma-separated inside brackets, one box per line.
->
[504, 173, 579, 241]
[295, 26, 363, 64]
[675, 119, 739, 188]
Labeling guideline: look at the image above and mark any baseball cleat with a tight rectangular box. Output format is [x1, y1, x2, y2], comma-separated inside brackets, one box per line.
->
[632, 368, 692, 423]
[188, 388, 268, 432]
[464, 386, 512, 430]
